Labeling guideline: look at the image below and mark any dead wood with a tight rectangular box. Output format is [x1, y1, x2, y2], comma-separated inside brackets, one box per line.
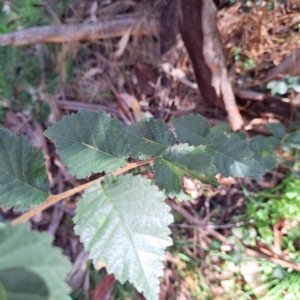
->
[178, 0, 244, 131]
[0, 15, 159, 48]
[262, 49, 300, 83]
[234, 88, 266, 101]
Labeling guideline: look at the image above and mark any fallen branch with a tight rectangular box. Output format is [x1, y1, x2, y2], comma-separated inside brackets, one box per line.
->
[0, 15, 159, 47]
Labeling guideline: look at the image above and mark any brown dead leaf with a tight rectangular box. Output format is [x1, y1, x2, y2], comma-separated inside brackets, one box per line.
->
[93, 274, 115, 300]
[182, 176, 218, 199]
[134, 62, 157, 96]
[114, 27, 132, 58]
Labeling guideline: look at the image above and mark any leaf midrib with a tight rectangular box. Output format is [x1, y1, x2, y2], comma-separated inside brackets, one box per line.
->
[100, 184, 152, 293]
[208, 145, 254, 165]
[48, 132, 126, 163]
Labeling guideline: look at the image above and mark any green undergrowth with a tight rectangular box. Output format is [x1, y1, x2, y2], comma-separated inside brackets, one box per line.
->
[1, 107, 289, 300]
[0, 1, 73, 121]
[0, 45, 56, 122]
[240, 175, 300, 298]
[163, 174, 300, 299]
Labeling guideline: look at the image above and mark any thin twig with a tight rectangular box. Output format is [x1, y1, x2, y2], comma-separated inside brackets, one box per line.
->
[244, 248, 300, 272]
[165, 198, 227, 243]
[12, 158, 154, 225]
[166, 198, 300, 272]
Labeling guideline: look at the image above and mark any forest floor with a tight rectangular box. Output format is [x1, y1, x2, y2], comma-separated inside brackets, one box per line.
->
[1, 0, 300, 299]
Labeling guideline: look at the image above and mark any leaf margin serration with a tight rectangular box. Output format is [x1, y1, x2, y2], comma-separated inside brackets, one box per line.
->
[74, 174, 173, 300]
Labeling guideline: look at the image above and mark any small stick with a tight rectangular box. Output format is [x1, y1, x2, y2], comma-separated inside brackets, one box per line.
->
[166, 198, 300, 272]
[12, 158, 154, 225]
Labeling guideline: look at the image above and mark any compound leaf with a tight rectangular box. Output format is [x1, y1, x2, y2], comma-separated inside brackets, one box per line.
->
[153, 144, 218, 201]
[126, 119, 175, 159]
[172, 114, 212, 145]
[0, 223, 72, 300]
[0, 129, 49, 211]
[206, 133, 264, 180]
[44, 109, 130, 178]
[74, 174, 173, 300]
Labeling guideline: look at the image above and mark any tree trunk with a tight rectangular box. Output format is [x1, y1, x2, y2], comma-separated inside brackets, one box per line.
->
[178, 0, 244, 131]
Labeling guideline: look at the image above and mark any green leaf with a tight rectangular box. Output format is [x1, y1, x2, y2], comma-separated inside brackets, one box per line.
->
[153, 144, 218, 201]
[268, 1, 275, 10]
[44, 109, 130, 178]
[206, 133, 264, 180]
[0, 129, 49, 211]
[236, 132, 247, 140]
[292, 84, 300, 92]
[241, 5, 251, 13]
[277, 81, 289, 95]
[74, 174, 173, 300]
[0, 223, 72, 300]
[267, 81, 289, 95]
[267, 136, 281, 149]
[172, 114, 212, 146]
[268, 123, 286, 138]
[249, 135, 278, 172]
[289, 119, 300, 131]
[126, 119, 175, 159]
[266, 81, 277, 89]
[271, 267, 288, 279]
[284, 132, 300, 149]
[210, 123, 231, 136]
[232, 249, 243, 265]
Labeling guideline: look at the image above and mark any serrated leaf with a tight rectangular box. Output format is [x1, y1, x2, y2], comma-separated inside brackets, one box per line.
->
[268, 123, 286, 138]
[44, 109, 130, 178]
[126, 119, 175, 159]
[0, 223, 72, 300]
[206, 133, 264, 180]
[74, 174, 173, 300]
[153, 144, 218, 201]
[0, 129, 49, 211]
[249, 135, 278, 172]
[172, 114, 212, 146]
